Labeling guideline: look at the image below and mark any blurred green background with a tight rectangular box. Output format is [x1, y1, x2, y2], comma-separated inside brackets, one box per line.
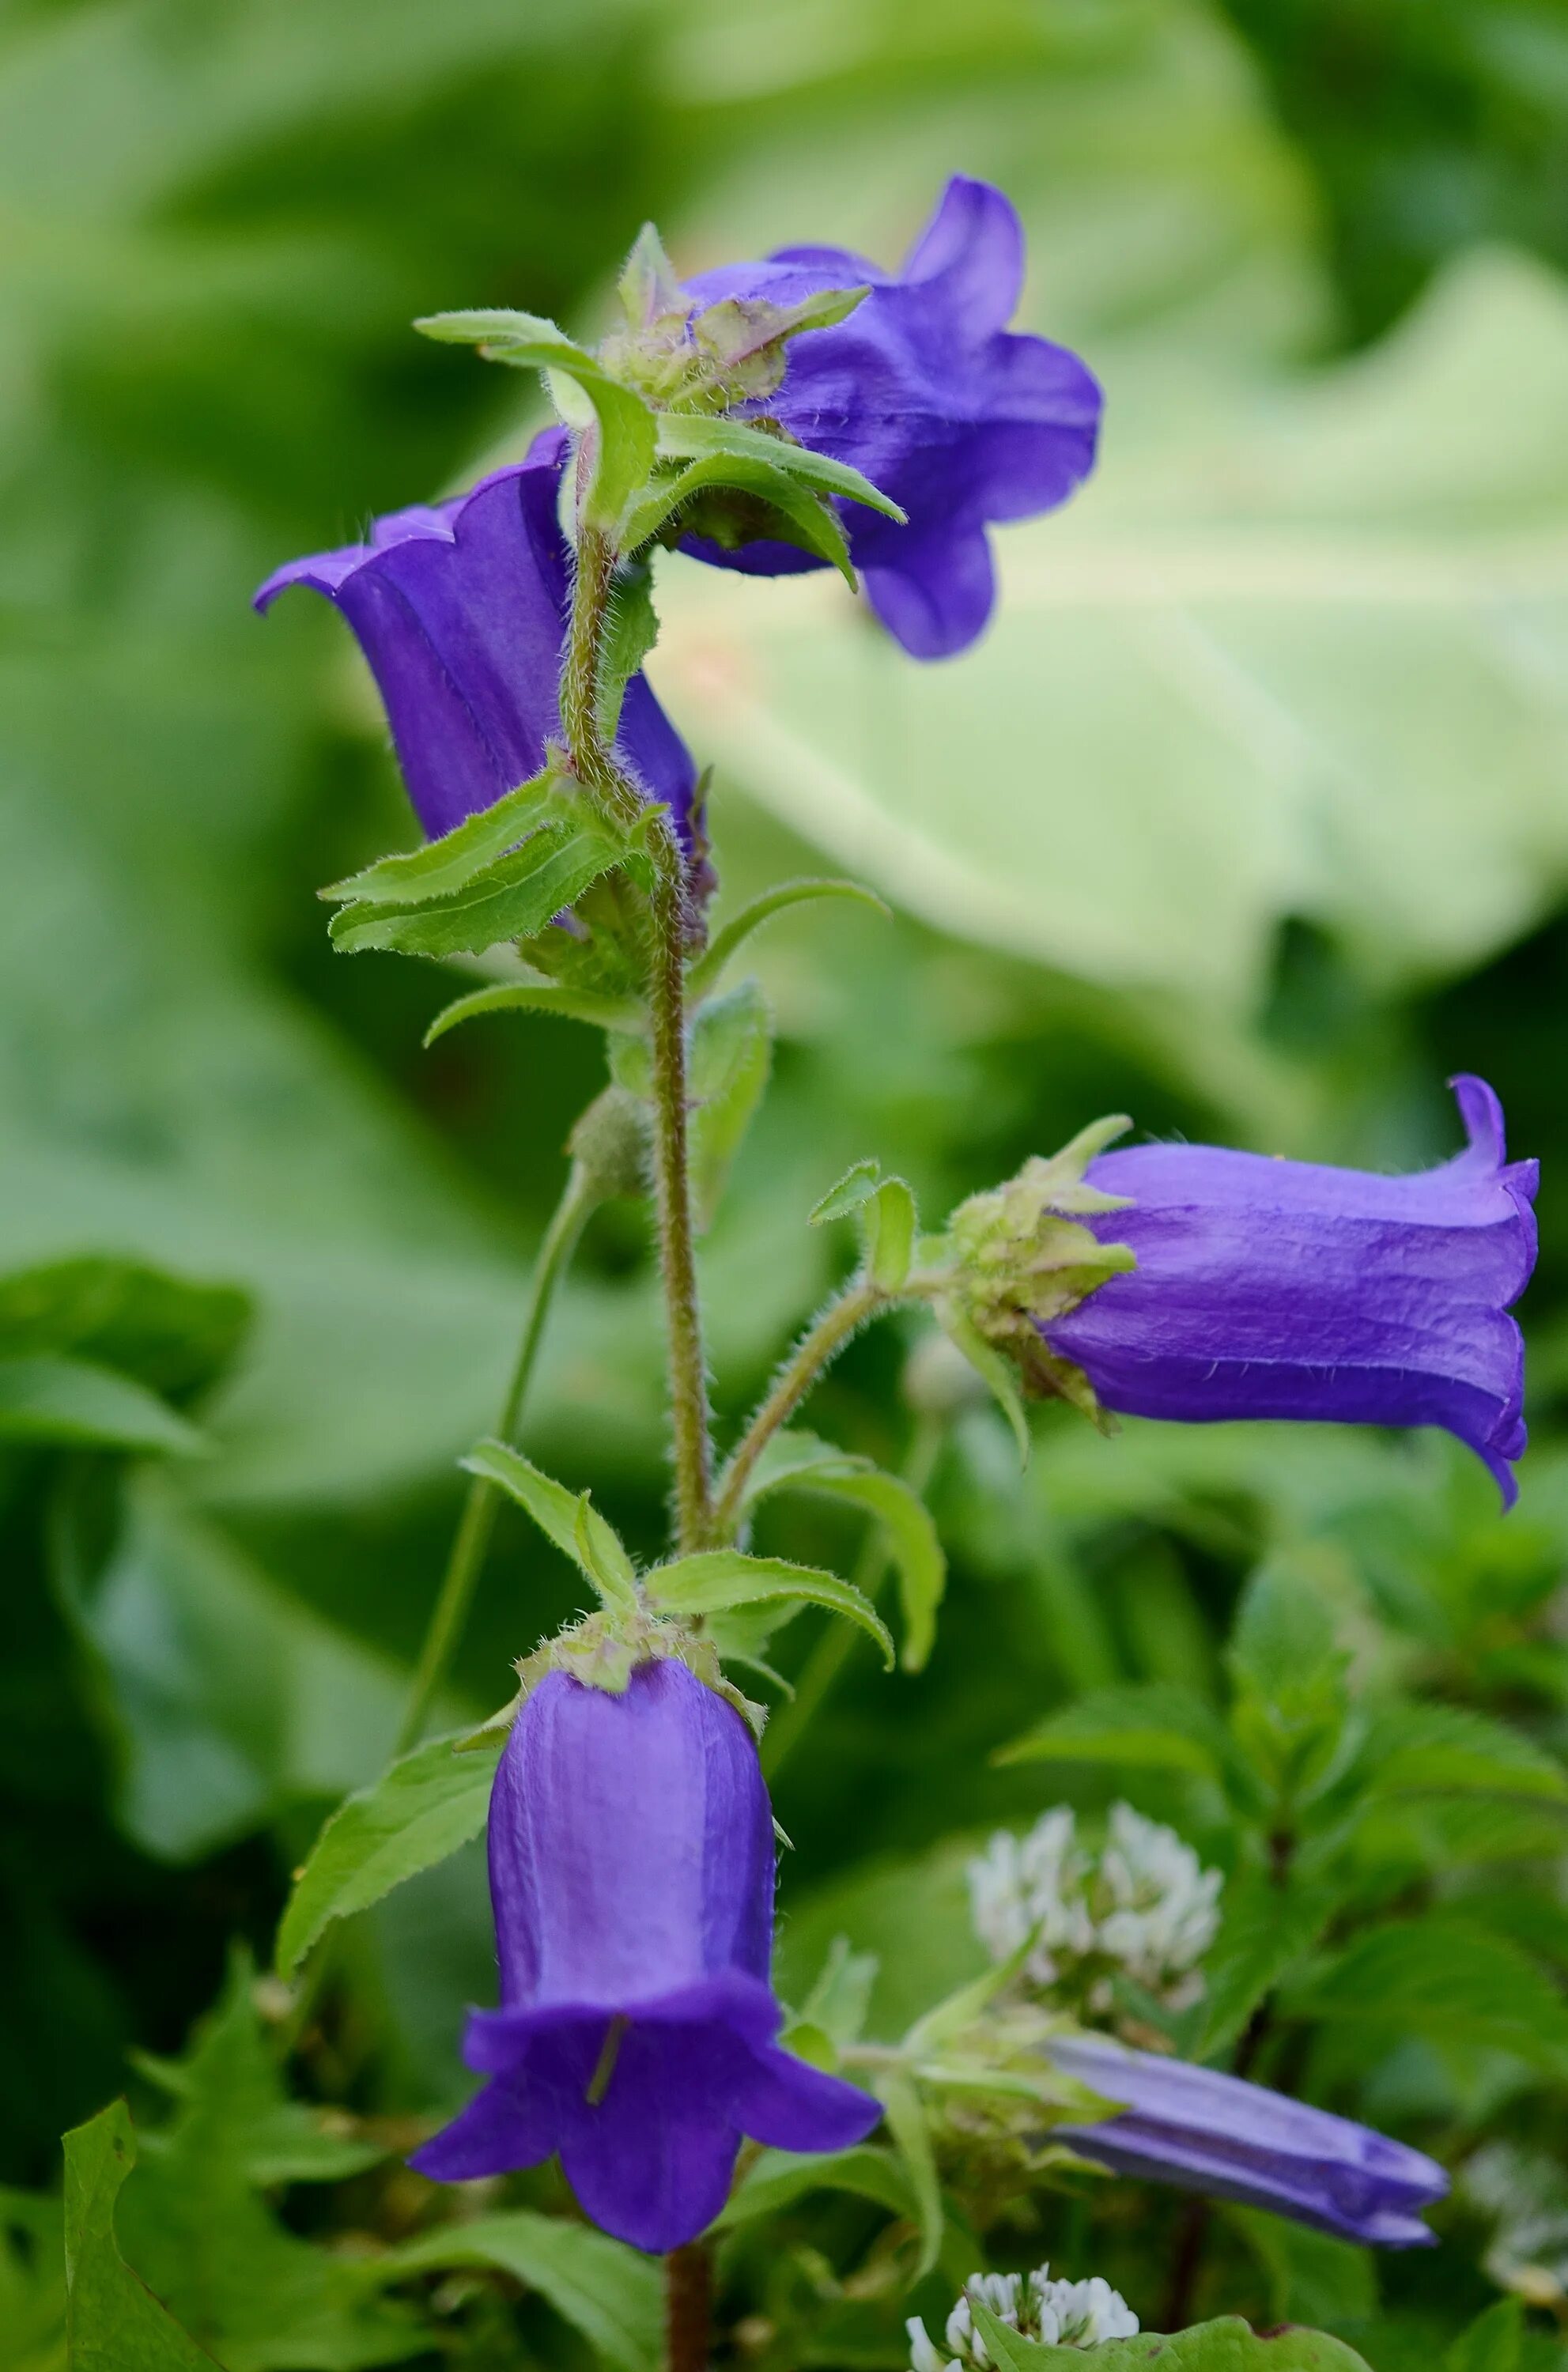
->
[4, 0, 1568, 2362]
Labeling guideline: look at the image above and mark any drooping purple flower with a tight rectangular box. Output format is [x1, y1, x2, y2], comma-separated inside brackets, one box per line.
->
[1045, 1075, 1537, 1505]
[255, 428, 701, 856]
[680, 175, 1101, 659]
[411, 1659, 879, 2253]
[1046, 2033, 1448, 2247]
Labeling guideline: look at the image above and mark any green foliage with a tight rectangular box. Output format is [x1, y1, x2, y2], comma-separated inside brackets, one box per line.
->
[747, 1432, 947, 1670]
[461, 1437, 639, 1611]
[378, 2213, 662, 2372]
[62, 2103, 214, 2370]
[644, 1549, 896, 1667]
[969, 2307, 1374, 2372]
[275, 1732, 501, 1980]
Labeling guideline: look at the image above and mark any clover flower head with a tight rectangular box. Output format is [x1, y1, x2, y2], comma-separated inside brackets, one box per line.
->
[908, 2264, 1139, 2369]
[967, 1802, 1221, 2018]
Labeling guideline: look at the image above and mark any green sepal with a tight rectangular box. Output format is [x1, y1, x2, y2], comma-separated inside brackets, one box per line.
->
[626, 448, 858, 581]
[415, 309, 656, 537]
[654, 411, 905, 522]
[687, 877, 889, 999]
[463, 1437, 637, 1612]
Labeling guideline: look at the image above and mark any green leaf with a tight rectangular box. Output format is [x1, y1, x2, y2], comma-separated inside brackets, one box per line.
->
[380, 2211, 661, 2372]
[0, 2183, 66, 2366]
[867, 1176, 917, 1292]
[1362, 1701, 1568, 1805]
[1226, 2207, 1377, 2329]
[62, 2102, 217, 2370]
[654, 413, 905, 524]
[321, 769, 560, 908]
[0, 1354, 205, 1455]
[415, 310, 656, 535]
[689, 980, 773, 1229]
[461, 1437, 637, 1611]
[686, 878, 890, 999]
[422, 974, 645, 1043]
[0, 1256, 248, 1404]
[628, 448, 860, 580]
[1445, 2299, 1525, 2372]
[796, 1934, 880, 2048]
[809, 1158, 883, 1226]
[1197, 1871, 1339, 2058]
[715, 2143, 913, 2233]
[996, 1683, 1232, 1780]
[1230, 1556, 1343, 1701]
[328, 820, 624, 959]
[1291, 1917, 1568, 2070]
[642, 1550, 894, 1668]
[965, 2311, 1375, 2372]
[275, 1731, 501, 1979]
[748, 1437, 946, 1672]
[875, 2069, 941, 2279]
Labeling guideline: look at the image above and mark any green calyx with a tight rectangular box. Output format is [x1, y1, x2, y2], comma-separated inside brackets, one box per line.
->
[603, 221, 868, 416]
[931, 1116, 1138, 1431]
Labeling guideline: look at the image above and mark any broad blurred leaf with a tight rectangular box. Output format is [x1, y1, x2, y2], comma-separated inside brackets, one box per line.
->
[0, 2185, 66, 2371]
[0, 1358, 203, 1456]
[716, 2141, 915, 2230]
[996, 1681, 1234, 1780]
[1293, 1917, 1568, 2072]
[1198, 1869, 1339, 2058]
[276, 1732, 501, 1980]
[380, 2211, 662, 2372]
[62, 2102, 213, 2372]
[969, 2306, 1373, 2372]
[688, 979, 773, 1229]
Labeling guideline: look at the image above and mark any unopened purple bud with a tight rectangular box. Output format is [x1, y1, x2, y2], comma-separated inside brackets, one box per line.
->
[1045, 1076, 1537, 1504]
[1046, 2033, 1448, 2247]
[255, 429, 703, 867]
[411, 1660, 879, 2253]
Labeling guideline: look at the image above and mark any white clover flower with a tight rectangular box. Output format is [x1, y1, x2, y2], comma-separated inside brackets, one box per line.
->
[965, 1801, 1222, 2021]
[906, 2264, 1138, 2368]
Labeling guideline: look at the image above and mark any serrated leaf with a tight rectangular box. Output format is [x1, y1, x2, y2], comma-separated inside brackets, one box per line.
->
[715, 2143, 913, 2233]
[642, 1550, 894, 1668]
[655, 413, 905, 523]
[967, 2310, 1374, 2372]
[461, 1437, 637, 1611]
[996, 1683, 1232, 1780]
[687, 878, 890, 999]
[423, 974, 644, 1043]
[1291, 1917, 1568, 2070]
[1230, 1556, 1343, 1701]
[0, 1354, 206, 1455]
[321, 769, 560, 908]
[380, 2212, 661, 2372]
[416, 311, 656, 535]
[62, 2102, 217, 2371]
[1362, 1701, 1568, 1805]
[749, 1439, 945, 1673]
[690, 980, 773, 1229]
[275, 1731, 501, 1978]
[1196, 1871, 1339, 2057]
[329, 821, 623, 959]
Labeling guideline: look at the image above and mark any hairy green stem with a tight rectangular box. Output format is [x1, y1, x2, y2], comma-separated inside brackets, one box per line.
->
[561, 519, 712, 1552]
[395, 1167, 597, 1754]
[710, 1277, 886, 1540]
[761, 1411, 941, 1779]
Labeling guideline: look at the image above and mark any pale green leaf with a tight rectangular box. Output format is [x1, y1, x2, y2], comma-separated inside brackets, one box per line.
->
[655, 411, 905, 522]
[642, 1550, 894, 1668]
[875, 2069, 941, 2279]
[715, 2143, 912, 2233]
[329, 822, 622, 960]
[750, 1441, 945, 1673]
[686, 878, 890, 999]
[0, 1354, 204, 1456]
[689, 980, 773, 1229]
[462, 1437, 637, 1610]
[275, 1731, 501, 1978]
[423, 976, 645, 1044]
[321, 769, 559, 908]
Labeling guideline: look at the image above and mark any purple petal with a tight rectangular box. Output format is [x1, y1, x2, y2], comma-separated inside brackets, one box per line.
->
[863, 525, 997, 661]
[900, 174, 1026, 332]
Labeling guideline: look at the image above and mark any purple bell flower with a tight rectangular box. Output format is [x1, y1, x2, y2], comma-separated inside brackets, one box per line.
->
[255, 428, 701, 856]
[1045, 1076, 1538, 1505]
[681, 175, 1101, 659]
[1045, 2033, 1448, 2247]
[410, 1659, 880, 2253]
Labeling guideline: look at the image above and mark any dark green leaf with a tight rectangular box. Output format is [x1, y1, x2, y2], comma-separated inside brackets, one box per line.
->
[1362, 1702, 1568, 1805]
[381, 2211, 661, 2372]
[0, 1355, 204, 1455]
[996, 1683, 1232, 1780]
[1198, 1870, 1339, 2057]
[715, 2143, 912, 2232]
[0, 1256, 248, 1404]
[62, 2102, 217, 2370]
[276, 1732, 501, 1979]
[1445, 2299, 1525, 2372]
[1291, 1917, 1568, 2069]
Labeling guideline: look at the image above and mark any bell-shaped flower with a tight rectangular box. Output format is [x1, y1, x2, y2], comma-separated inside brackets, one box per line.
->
[680, 175, 1101, 659]
[1045, 1076, 1537, 1503]
[411, 1658, 880, 2253]
[255, 428, 701, 859]
[1045, 2033, 1448, 2247]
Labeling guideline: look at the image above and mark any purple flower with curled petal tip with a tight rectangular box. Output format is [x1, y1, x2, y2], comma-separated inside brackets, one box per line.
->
[1045, 1075, 1537, 1505]
[410, 1660, 879, 2253]
[681, 175, 1101, 659]
[1045, 2033, 1448, 2246]
[255, 427, 703, 864]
